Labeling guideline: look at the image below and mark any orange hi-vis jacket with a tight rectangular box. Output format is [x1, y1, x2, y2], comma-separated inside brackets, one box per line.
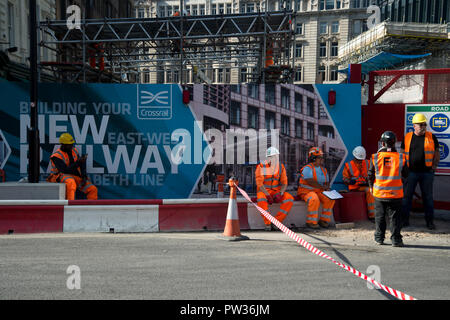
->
[48, 147, 81, 182]
[297, 163, 329, 193]
[255, 161, 287, 193]
[403, 131, 435, 167]
[371, 151, 406, 199]
[343, 159, 370, 191]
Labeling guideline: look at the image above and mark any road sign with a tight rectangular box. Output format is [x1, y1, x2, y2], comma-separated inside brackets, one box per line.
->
[405, 104, 450, 175]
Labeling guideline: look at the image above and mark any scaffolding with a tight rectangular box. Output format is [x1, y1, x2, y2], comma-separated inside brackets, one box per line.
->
[39, 10, 296, 84]
[338, 21, 450, 68]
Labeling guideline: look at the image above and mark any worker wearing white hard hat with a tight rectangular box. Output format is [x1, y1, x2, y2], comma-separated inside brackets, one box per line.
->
[342, 146, 375, 220]
[255, 146, 294, 231]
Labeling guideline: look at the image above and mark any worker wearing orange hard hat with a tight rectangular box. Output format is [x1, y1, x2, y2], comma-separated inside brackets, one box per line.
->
[297, 147, 335, 229]
[47, 133, 98, 200]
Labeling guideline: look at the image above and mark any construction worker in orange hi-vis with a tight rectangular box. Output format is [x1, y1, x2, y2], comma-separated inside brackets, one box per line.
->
[297, 147, 335, 229]
[47, 133, 98, 200]
[342, 146, 375, 221]
[255, 146, 294, 231]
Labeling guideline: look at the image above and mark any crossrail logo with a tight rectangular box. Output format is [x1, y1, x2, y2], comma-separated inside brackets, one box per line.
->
[137, 84, 172, 120]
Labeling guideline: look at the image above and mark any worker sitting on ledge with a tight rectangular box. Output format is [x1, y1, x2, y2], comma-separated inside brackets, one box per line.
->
[47, 133, 98, 200]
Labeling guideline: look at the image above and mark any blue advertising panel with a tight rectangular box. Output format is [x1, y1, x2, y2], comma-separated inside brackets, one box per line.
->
[0, 83, 211, 198]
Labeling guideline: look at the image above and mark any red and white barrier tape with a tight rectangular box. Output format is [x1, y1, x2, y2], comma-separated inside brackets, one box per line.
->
[236, 185, 417, 301]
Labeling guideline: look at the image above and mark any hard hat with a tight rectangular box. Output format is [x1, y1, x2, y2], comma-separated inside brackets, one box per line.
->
[266, 146, 280, 157]
[59, 133, 75, 145]
[412, 113, 427, 124]
[380, 131, 396, 147]
[352, 146, 366, 160]
[308, 147, 323, 157]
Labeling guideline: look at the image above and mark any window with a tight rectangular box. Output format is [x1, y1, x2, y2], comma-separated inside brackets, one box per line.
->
[143, 69, 150, 83]
[230, 101, 241, 125]
[307, 123, 315, 141]
[7, 2, 15, 47]
[295, 119, 303, 138]
[173, 70, 179, 83]
[248, 84, 259, 99]
[217, 68, 224, 83]
[318, 66, 326, 83]
[248, 106, 259, 129]
[166, 70, 173, 83]
[211, 4, 217, 15]
[265, 85, 275, 105]
[307, 98, 315, 117]
[295, 93, 303, 112]
[265, 111, 276, 130]
[219, 3, 224, 14]
[331, 21, 339, 33]
[247, 3, 255, 13]
[331, 42, 338, 57]
[326, 0, 335, 10]
[320, 22, 328, 34]
[167, 6, 173, 16]
[240, 68, 247, 83]
[159, 6, 166, 17]
[281, 116, 290, 136]
[330, 67, 338, 81]
[295, 67, 302, 82]
[226, 4, 232, 14]
[192, 5, 198, 16]
[295, 42, 302, 58]
[200, 4, 205, 15]
[281, 87, 290, 109]
[295, 23, 303, 34]
[138, 8, 145, 18]
[319, 42, 327, 57]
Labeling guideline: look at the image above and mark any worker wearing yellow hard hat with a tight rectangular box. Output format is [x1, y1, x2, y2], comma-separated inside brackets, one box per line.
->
[401, 113, 440, 230]
[47, 133, 98, 201]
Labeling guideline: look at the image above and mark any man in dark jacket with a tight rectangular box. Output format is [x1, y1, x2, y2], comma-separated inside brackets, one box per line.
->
[368, 131, 408, 247]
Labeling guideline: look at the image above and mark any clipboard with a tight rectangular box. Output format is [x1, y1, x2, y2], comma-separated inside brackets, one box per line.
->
[322, 190, 344, 200]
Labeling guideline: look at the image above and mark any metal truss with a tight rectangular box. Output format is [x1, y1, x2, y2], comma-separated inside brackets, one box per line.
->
[39, 11, 296, 83]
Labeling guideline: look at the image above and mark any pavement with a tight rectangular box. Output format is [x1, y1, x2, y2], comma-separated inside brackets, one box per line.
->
[0, 211, 449, 302]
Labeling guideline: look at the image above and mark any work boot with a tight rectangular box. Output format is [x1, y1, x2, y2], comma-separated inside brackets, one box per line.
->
[375, 240, 384, 245]
[392, 240, 404, 247]
[426, 221, 436, 230]
[306, 222, 320, 229]
[318, 220, 329, 228]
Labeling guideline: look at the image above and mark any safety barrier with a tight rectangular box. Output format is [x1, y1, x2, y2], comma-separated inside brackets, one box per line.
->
[236, 184, 417, 301]
[0, 197, 318, 234]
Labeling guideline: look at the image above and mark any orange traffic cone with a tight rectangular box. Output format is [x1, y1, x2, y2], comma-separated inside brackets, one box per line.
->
[220, 178, 249, 241]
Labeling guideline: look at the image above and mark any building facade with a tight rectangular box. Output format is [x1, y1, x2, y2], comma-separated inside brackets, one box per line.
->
[188, 83, 345, 192]
[134, 0, 377, 84]
[0, 0, 56, 73]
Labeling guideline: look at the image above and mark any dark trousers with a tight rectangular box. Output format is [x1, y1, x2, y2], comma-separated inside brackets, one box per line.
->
[374, 199, 403, 243]
[402, 171, 434, 224]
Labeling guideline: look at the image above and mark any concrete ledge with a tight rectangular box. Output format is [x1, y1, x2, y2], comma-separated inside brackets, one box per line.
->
[0, 182, 65, 200]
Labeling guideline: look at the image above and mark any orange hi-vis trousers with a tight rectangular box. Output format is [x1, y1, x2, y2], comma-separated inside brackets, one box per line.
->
[60, 174, 98, 200]
[298, 190, 335, 225]
[352, 186, 375, 219]
[257, 189, 294, 226]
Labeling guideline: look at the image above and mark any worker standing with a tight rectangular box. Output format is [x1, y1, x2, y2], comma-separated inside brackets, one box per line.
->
[401, 113, 440, 230]
[297, 147, 335, 229]
[342, 146, 375, 220]
[255, 147, 294, 231]
[368, 131, 408, 247]
[47, 133, 98, 200]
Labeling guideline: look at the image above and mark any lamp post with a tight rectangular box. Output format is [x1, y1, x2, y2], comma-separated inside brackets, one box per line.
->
[28, 0, 40, 183]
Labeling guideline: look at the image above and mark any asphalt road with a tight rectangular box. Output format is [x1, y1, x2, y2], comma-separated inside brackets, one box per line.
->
[1, 225, 449, 302]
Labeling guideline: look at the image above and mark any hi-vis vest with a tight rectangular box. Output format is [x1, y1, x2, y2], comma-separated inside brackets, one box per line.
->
[371, 151, 406, 199]
[255, 161, 287, 192]
[48, 147, 81, 180]
[343, 159, 370, 191]
[297, 163, 328, 193]
[404, 131, 435, 167]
